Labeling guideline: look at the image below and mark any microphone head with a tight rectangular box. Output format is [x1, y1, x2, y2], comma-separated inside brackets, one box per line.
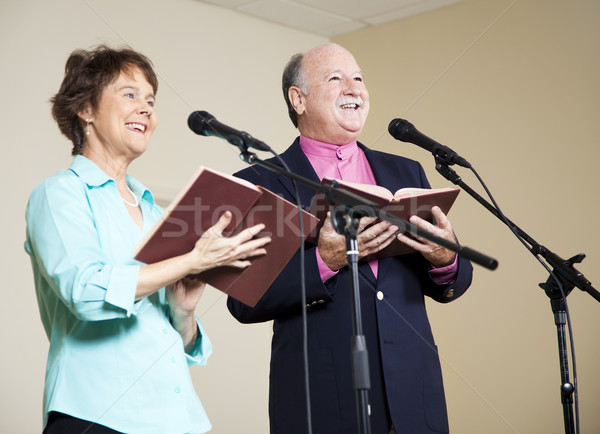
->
[187, 111, 215, 136]
[388, 118, 416, 141]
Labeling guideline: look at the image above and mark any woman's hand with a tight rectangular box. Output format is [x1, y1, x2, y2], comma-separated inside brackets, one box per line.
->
[186, 211, 271, 274]
[136, 210, 270, 302]
[166, 277, 206, 317]
[166, 277, 206, 352]
[165, 212, 270, 351]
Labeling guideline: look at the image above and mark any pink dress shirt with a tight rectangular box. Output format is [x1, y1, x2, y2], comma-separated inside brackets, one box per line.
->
[298, 135, 457, 284]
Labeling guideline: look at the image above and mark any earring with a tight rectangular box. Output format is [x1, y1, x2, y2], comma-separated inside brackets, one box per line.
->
[85, 119, 91, 136]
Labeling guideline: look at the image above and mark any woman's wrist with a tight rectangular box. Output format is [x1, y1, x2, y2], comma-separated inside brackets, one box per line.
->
[169, 309, 199, 352]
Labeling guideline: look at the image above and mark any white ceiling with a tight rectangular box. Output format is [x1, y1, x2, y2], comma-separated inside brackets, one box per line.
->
[197, 0, 465, 37]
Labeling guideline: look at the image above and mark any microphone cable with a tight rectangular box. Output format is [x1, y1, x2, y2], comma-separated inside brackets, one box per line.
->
[466, 164, 579, 434]
[266, 149, 313, 434]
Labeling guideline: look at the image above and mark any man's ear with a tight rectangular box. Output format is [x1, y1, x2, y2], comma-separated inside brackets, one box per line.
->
[288, 86, 305, 116]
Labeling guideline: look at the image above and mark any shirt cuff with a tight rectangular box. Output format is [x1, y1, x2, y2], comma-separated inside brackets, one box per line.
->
[185, 316, 213, 367]
[97, 264, 148, 317]
[315, 247, 339, 282]
[429, 254, 458, 285]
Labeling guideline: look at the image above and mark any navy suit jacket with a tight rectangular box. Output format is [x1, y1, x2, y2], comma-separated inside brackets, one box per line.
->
[227, 139, 473, 434]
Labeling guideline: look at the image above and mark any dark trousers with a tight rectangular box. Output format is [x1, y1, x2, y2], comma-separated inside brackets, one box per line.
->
[43, 412, 122, 434]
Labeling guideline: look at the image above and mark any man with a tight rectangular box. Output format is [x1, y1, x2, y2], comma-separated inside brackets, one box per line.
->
[227, 43, 473, 434]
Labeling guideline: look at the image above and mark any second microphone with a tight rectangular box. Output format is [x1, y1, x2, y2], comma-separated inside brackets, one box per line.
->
[188, 111, 272, 152]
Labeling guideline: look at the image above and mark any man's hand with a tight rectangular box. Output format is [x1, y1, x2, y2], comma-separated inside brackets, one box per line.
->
[396, 206, 457, 267]
[317, 212, 398, 271]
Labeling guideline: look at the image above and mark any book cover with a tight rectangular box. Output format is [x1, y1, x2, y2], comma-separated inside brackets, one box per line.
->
[134, 166, 319, 307]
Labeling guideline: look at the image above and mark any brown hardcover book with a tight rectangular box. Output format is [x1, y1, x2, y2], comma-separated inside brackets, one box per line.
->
[134, 166, 319, 307]
[307, 177, 460, 258]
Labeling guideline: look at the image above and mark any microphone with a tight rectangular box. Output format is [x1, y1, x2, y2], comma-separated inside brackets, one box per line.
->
[388, 118, 471, 168]
[188, 111, 272, 152]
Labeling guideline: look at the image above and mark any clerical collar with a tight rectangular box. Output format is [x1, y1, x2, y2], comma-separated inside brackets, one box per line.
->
[299, 135, 359, 160]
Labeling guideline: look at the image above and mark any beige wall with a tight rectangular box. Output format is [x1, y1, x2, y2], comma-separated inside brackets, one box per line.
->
[1, 0, 325, 432]
[335, 1, 600, 433]
[2, 0, 598, 433]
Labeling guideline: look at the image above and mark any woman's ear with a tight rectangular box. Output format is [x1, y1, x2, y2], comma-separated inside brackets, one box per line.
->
[77, 105, 94, 138]
[77, 104, 93, 123]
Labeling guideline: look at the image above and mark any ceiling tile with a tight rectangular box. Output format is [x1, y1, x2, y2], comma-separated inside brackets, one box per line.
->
[202, 0, 255, 7]
[364, 0, 464, 25]
[194, 0, 465, 37]
[319, 21, 367, 37]
[292, 0, 419, 20]
[238, 0, 352, 33]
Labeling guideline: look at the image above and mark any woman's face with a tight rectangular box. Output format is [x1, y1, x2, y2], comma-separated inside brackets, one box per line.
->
[88, 67, 157, 159]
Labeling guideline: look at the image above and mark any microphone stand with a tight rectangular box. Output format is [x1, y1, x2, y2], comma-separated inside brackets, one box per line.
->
[433, 156, 599, 434]
[233, 142, 498, 434]
[330, 207, 372, 434]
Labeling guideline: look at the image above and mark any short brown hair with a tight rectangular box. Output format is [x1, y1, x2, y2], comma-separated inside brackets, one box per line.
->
[282, 52, 306, 128]
[50, 45, 158, 155]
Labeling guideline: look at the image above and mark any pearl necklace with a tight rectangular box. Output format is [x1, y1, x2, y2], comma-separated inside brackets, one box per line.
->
[122, 185, 139, 207]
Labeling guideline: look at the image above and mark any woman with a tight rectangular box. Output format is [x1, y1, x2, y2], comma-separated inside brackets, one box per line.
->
[25, 45, 270, 433]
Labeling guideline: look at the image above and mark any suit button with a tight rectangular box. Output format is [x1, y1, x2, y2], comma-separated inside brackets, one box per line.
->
[306, 299, 325, 308]
[445, 289, 454, 298]
[376, 291, 384, 300]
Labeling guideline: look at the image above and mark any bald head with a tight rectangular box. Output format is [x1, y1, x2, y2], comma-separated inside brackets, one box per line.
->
[303, 43, 350, 67]
[282, 43, 369, 145]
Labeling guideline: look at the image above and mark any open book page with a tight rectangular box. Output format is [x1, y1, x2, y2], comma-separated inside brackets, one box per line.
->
[306, 177, 460, 256]
[391, 187, 453, 200]
[324, 178, 455, 202]
[327, 179, 395, 202]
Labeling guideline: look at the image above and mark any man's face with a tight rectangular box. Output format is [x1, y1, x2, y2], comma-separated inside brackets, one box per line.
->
[294, 44, 369, 145]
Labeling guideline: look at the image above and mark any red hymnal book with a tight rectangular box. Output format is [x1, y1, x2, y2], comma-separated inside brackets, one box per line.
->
[134, 166, 319, 307]
[307, 177, 460, 258]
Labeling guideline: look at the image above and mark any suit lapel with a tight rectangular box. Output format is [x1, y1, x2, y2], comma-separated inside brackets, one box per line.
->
[361, 144, 399, 192]
[360, 144, 405, 281]
[271, 138, 321, 209]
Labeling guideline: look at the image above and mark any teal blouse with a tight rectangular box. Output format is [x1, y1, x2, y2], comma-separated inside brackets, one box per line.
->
[25, 155, 212, 433]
